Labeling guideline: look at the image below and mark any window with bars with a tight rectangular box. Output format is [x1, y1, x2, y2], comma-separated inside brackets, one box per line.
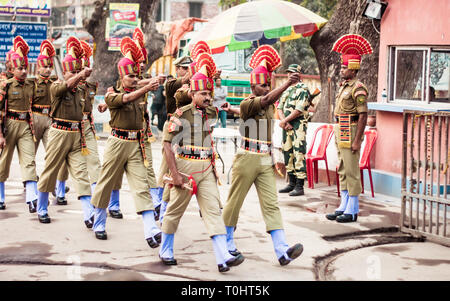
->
[388, 46, 450, 103]
[189, 2, 203, 18]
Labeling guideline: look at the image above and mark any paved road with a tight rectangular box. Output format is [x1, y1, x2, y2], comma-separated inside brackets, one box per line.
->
[0, 135, 449, 282]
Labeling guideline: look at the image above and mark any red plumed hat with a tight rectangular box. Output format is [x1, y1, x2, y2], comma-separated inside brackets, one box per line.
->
[249, 45, 281, 85]
[63, 37, 84, 72]
[118, 37, 144, 77]
[10, 36, 29, 68]
[190, 53, 216, 92]
[332, 34, 373, 70]
[37, 40, 56, 68]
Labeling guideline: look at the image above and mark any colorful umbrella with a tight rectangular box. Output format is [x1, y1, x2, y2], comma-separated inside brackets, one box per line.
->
[189, 0, 328, 54]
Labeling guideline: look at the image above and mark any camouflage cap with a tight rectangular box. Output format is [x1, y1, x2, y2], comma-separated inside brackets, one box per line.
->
[173, 55, 193, 67]
[286, 64, 301, 73]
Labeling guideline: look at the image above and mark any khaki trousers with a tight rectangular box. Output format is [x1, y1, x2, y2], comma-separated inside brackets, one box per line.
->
[37, 127, 91, 196]
[33, 113, 52, 151]
[0, 118, 38, 182]
[162, 157, 225, 237]
[56, 121, 100, 184]
[222, 150, 284, 232]
[111, 139, 158, 190]
[335, 123, 363, 196]
[91, 136, 154, 213]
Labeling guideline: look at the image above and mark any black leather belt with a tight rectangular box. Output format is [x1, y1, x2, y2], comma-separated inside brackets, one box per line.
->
[52, 119, 81, 131]
[32, 106, 51, 115]
[240, 137, 272, 154]
[6, 110, 29, 120]
[177, 145, 213, 160]
[111, 128, 141, 140]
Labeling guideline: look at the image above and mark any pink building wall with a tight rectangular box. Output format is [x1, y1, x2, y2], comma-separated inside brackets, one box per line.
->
[374, 0, 450, 174]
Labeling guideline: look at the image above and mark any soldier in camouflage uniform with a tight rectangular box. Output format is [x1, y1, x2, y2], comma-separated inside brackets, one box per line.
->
[277, 64, 312, 196]
[325, 34, 372, 223]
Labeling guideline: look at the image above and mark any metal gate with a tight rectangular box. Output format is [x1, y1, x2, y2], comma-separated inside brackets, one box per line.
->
[401, 110, 450, 246]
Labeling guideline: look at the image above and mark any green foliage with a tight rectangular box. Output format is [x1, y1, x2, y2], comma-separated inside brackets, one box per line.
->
[274, 38, 319, 75]
[219, 0, 247, 9]
[300, 0, 338, 18]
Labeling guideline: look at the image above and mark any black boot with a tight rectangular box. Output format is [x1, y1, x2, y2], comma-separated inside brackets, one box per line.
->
[289, 179, 304, 196]
[279, 173, 296, 193]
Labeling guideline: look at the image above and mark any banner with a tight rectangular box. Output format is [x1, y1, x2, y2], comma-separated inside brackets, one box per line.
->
[107, 3, 139, 51]
[0, 22, 47, 63]
[0, 0, 51, 17]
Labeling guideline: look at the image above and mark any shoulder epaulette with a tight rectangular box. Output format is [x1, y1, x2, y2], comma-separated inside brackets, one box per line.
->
[352, 81, 368, 99]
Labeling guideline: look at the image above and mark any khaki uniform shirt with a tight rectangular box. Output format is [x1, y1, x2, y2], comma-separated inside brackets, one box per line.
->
[33, 76, 57, 107]
[1, 78, 35, 111]
[174, 86, 191, 109]
[239, 96, 274, 142]
[80, 81, 97, 114]
[105, 86, 147, 130]
[164, 103, 217, 147]
[164, 78, 183, 115]
[50, 80, 85, 121]
[334, 78, 368, 116]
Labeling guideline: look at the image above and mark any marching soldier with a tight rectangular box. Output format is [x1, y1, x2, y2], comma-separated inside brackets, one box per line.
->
[36, 37, 95, 226]
[326, 34, 371, 223]
[53, 41, 101, 205]
[221, 45, 304, 266]
[97, 28, 163, 220]
[277, 64, 313, 197]
[0, 36, 38, 212]
[90, 37, 162, 247]
[33, 40, 57, 153]
[160, 53, 244, 272]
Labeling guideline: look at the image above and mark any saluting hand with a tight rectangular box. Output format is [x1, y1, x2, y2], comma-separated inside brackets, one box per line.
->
[97, 103, 108, 113]
[82, 67, 93, 79]
[213, 70, 222, 79]
[287, 72, 300, 85]
[221, 102, 231, 112]
[146, 78, 160, 91]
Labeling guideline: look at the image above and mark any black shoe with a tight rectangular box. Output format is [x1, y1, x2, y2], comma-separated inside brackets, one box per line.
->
[229, 249, 241, 257]
[154, 205, 161, 221]
[279, 173, 296, 193]
[289, 179, 305, 196]
[326, 210, 344, 221]
[218, 264, 230, 273]
[56, 196, 67, 206]
[28, 200, 37, 213]
[38, 214, 51, 224]
[146, 236, 160, 249]
[65, 186, 70, 193]
[84, 216, 94, 229]
[0, 203, 5, 210]
[154, 232, 162, 244]
[95, 231, 107, 240]
[278, 243, 304, 266]
[109, 209, 123, 219]
[225, 253, 245, 268]
[160, 255, 177, 265]
[336, 213, 358, 223]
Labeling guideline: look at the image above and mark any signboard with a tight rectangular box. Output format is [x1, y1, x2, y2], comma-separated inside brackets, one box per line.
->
[107, 3, 139, 51]
[0, 0, 51, 17]
[0, 22, 48, 63]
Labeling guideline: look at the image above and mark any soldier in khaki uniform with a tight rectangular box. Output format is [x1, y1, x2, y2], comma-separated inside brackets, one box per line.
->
[160, 53, 244, 272]
[54, 41, 101, 205]
[0, 36, 38, 212]
[36, 37, 95, 225]
[326, 34, 372, 223]
[221, 46, 303, 266]
[90, 37, 162, 246]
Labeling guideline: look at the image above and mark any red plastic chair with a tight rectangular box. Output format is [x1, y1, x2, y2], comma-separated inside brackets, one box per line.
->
[336, 129, 378, 197]
[305, 124, 334, 189]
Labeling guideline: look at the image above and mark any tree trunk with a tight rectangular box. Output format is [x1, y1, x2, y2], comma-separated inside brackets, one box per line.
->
[83, 0, 165, 93]
[310, 0, 380, 123]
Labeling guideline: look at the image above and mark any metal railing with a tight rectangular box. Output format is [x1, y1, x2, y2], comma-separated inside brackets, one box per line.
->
[401, 110, 450, 246]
